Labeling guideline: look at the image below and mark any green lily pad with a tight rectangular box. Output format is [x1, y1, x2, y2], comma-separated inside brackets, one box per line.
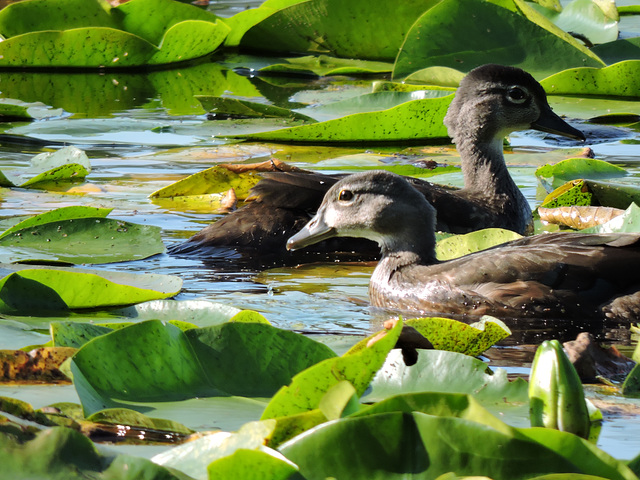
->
[239, 0, 440, 61]
[540, 179, 593, 208]
[258, 55, 393, 76]
[0, 267, 182, 313]
[363, 349, 528, 404]
[0, 146, 91, 189]
[149, 165, 264, 201]
[153, 420, 281, 480]
[225, 96, 452, 143]
[279, 410, 636, 480]
[0, 426, 182, 480]
[207, 448, 298, 480]
[260, 319, 403, 420]
[533, 0, 619, 45]
[586, 180, 640, 209]
[435, 228, 523, 261]
[393, 0, 603, 79]
[405, 316, 512, 356]
[593, 38, 640, 65]
[70, 320, 336, 415]
[404, 66, 467, 86]
[541, 61, 640, 97]
[197, 96, 315, 121]
[536, 157, 628, 191]
[0, 206, 165, 264]
[87, 407, 194, 435]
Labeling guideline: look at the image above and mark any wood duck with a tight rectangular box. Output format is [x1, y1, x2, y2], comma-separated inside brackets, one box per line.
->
[169, 64, 584, 267]
[287, 170, 640, 321]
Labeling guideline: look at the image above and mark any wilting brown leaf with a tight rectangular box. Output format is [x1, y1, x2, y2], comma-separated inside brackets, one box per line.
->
[219, 188, 238, 213]
[219, 159, 306, 174]
[0, 347, 75, 383]
[539, 205, 625, 229]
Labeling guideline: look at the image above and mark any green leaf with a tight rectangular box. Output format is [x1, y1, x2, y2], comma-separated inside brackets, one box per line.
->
[403, 66, 466, 86]
[149, 165, 263, 200]
[226, 96, 452, 143]
[587, 180, 640, 210]
[239, 0, 440, 61]
[278, 412, 580, 480]
[0, 0, 116, 38]
[70, 320, 336, 416]
[593, 38, 640, 65]
[207, 448, 298, 480]
[0, 267, 182, 313]
[258, 55, 393, 76]
[114, 0, 221, 45]
[540, 179, 593, 208]
[51, 322, 113, 348]
[363, 349, 528, 404]
[0, 426, 181, 480]
[260, 319, 403, 419]
[87, 407, 194, 435]
[147, 20, 230, 66]
[0, 207, 165, 264]
[435, 228, 522, 261]
[0, 28, 158, 68]
[197, 96, 315, 121]
[534, 0, 619, 45]
[536, 158, 628, 191]
[541, 61, 640, 97]
[405, 316, 512, 356]
[153, 420, 278, 480]
[393, 0, 604, 79]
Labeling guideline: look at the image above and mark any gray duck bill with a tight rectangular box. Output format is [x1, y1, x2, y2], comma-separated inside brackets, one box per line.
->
[287, 216, 337, 251]
[531, 106, 585, 141]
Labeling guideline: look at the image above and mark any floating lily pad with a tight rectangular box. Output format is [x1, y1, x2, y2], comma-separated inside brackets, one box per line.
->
[197, 96, 314, 121]
[435, 228, 522, 261]
[0, 206, 165, 264]
[225, 96, 452, 143]
[0, 266, 182, 314]
[541, 61, 640, 97]
[393, 0, 603, 79]
[540, 179, 593, 208]
[536, 157, 628, 191]
[70, 320, 336, 416]
[258, 55, 393, 76]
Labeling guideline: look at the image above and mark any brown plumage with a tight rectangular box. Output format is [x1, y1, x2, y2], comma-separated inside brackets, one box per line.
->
[287, 170, 640, 321]
[169, 64, 584, 267]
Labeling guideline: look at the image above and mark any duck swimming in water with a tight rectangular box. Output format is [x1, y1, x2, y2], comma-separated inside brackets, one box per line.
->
[287, 170, 640, 321]
[170, 64, 584, 266]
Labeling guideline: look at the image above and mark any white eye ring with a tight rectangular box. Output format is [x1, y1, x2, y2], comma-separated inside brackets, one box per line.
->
[506, 86, 528, 104]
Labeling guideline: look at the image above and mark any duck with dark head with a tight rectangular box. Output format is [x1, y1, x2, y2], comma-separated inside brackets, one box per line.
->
[287, 170, 640, 322]
[170, 64, 584, 267]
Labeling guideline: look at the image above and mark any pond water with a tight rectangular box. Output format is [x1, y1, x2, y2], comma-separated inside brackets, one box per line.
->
[2, 50, 640, 457]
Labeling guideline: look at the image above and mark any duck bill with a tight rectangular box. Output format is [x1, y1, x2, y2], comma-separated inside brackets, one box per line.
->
[287, 215, 337, 251]
[531, 107, 585, 141]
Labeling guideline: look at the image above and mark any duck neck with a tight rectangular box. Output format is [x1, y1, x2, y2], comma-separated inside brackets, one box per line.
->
[377, 220, 439, 269]
[458, 136, 518, 195]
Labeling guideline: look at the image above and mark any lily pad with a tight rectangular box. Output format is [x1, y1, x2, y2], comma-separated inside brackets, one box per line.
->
[541, 61, 640, 97]
[0, 266, 182, 313]
[0, 426, 182, 480]
[225, 96, 452, 143]
[393, 0, 603, 79]
[0, 206, 165, 264]
[70, 320, 336, 415]
[197, 96, 315, 121]
[363, 349, 528, 404]
[239, 0, 440, 61]
[435, 228, 522, 260]
[540, 179, 593, 208]
[536, 157, 628, 191]
[259, 55, 393, 76]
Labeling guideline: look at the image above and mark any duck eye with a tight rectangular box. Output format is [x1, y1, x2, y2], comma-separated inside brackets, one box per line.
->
[338, 189, 353, 202]
[506, 86, 527, 104]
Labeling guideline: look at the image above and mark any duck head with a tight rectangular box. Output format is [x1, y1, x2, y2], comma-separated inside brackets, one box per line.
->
[287, 170, 437, 260]
[444, 64, 585, 153]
